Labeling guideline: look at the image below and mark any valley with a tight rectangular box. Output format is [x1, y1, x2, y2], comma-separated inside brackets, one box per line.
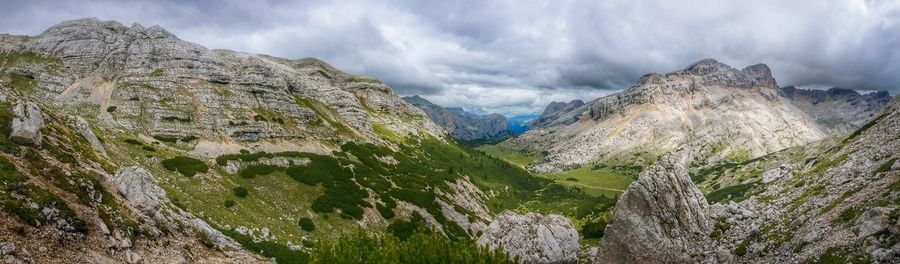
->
[0, 17, 897, 264]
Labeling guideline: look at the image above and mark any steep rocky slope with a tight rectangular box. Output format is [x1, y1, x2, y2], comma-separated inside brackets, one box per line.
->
[700, 96, 900, 263]
[596, 97, 900, 263]
[0, 99, 263, 263]
[504, 59, 824, 173]
[781, 86, 891, 135]
[527, 99, 584, 129]
[403, 95, 509, 141]
[1, 18, 601, 263]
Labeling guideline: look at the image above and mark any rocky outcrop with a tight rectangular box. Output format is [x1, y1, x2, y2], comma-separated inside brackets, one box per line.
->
[597, 156, 710, 263]
[9, 101, 43, 146]
[108, 166, 242, 250]
[781, 86, 891, 135]
[505, 58, 824, 173]
[73, 116, 107, 156]
[403, 95, 509, 141]
[527, 100, 584, 129]
[477, 212, 579, 263]
[109, 167, 167, 219]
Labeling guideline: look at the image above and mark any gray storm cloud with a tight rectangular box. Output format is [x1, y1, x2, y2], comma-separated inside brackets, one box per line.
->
[1, 0, 898, 115]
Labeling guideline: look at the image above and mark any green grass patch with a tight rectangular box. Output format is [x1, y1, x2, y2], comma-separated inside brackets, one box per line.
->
[706, 183, 757, 204]
[833, 206, 865, 226]
[876, 158, 897, 174]
[802, 246, 871, 264]
[543, 165, 633, 198]
[818, 186, 864, 216]
[474, 144, 538, 168]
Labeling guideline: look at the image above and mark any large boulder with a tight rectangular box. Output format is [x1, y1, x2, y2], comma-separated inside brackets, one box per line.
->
[9, 101, 43, 146]
[596, 156, 710, 263]
[109, 167, 167, 219]
[477, 212, 579, 263]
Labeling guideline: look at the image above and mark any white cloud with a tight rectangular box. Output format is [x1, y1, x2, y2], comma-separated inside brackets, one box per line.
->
[0, 0, 897, 115]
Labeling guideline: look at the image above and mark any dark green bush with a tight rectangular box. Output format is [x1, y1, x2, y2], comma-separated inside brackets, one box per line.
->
[224, 199, 236, 208]
[233, 186, 249, 197]
[153, 135, 180, 143]
[298, 217, 315, 231]
[387, 213, 425, 241]
[581, 218, 608, 239]
[161, 156, 209, 177]
[142, 145, 156, 152]
[106, 106, 117, 112]
[123, 138, 143, 145]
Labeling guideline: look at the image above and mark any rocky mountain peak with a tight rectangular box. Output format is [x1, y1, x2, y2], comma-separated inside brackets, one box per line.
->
[672, 58, 776, 89]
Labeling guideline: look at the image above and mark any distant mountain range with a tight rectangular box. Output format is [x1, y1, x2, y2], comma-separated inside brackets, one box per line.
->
[403, 95, 513, 141]
[781, 86, 891, 135]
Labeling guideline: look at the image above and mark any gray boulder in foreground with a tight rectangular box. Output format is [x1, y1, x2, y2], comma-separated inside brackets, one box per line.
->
[477, 211, 579, 263]
[597, 156, 710, 263]
[9, 101, 43, 146]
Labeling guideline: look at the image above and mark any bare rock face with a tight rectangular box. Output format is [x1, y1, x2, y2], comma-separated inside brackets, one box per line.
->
[505, 58, 824, 173]
[477, 212, 579, 263]
[73, 116, 107, 156]
[9, 101, 43, 146]
[528, 99, 584, 128]
[597, 156, 710, 263]
[110, 167, 167, 218]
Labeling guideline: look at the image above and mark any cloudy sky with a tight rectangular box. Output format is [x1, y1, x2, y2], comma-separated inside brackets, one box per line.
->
[1, 0, 898, 116]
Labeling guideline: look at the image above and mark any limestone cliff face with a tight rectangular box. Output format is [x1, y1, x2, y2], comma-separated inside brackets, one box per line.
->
[505, 59, 824, 173]
[528, 99, 584, 128]
[403, 95, 509, 141]
[781, 86, 891, 135]
[597, 156, 710, 263]
[1, 18, 443, 155]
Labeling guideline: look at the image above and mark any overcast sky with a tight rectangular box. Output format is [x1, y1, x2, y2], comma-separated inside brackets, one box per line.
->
[1, 0, 898, 116]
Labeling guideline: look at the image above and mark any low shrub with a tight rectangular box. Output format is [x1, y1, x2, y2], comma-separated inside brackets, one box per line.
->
[106, 106, 117, 112]
[298, 217, 315, 231]
[233, 186, 249, 197]
[581, 217, 608, 239]
[224, 199, 236, 208]
[161, 156, 209, 177]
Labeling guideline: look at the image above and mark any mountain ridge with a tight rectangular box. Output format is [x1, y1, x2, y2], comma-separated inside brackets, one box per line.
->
[504, 58, 824, 173]
[402, 95, 510, 141]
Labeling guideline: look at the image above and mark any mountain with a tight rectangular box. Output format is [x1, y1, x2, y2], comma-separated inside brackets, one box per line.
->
[0, 18, 600, 263]
[781, 86, 892, 135]
[403, 95, 510, 141]
[506, 113, 539, 134]
[527, 99, 584, 128]
[596, 96, 900, 263]
[504, 59, 825, 173]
